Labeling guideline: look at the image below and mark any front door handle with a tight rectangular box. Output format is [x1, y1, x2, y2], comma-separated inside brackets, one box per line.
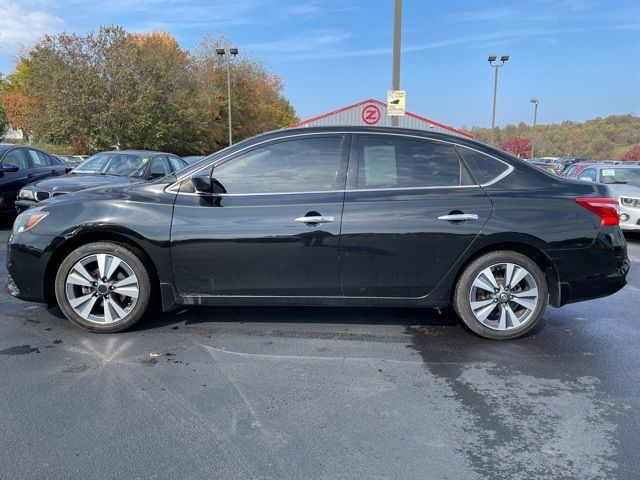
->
[294, 215, 335, 225]
[437, 213, 479, 221]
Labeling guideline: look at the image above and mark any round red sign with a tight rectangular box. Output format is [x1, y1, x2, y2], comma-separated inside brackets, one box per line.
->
[361, 104, 381, 125]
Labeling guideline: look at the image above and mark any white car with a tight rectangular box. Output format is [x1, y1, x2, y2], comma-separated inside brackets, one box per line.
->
[576, 164, 640, 232]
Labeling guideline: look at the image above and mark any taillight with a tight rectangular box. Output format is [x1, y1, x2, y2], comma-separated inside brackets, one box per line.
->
[575, 197, 619, 226]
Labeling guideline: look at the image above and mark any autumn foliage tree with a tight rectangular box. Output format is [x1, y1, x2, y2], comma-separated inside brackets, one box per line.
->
[0, 26, 298, 154]
[499, 136, 532, 158]
[468, 115, 640, 160]
[620, 144, 640, 161]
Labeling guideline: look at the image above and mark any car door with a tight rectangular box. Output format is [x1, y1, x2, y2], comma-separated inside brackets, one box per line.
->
[339, 134, 493, 298]
[170, 134, 348, 297]
[46, 152, 71, 174]
[26, 148, 56, 182]
[0, 148, 33, 211]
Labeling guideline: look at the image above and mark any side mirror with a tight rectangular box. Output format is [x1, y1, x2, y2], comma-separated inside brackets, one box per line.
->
[192, 174, 212, 193]
[579, 176, 594, 182]
[0, 163, 20, 173]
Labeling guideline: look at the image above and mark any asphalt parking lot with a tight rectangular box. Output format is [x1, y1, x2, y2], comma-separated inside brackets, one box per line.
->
[1, 224, 639, 480]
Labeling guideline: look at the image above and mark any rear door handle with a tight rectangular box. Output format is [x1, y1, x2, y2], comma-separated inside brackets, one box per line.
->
[437, 213, 479, 221]
[294, 215, 334, 224]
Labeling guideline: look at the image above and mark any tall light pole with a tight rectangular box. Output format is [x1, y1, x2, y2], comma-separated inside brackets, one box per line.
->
[216, 47, 238, 146]
[488, 54, 509, 146]
[390, 0, 402, 127]
[530, 98, 539, 159]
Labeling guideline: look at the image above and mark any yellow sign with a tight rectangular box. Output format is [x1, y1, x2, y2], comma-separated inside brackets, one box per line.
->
[387, 90, 406, 116]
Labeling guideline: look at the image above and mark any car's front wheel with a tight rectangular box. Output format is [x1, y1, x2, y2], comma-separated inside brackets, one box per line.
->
[55, 241, 151, 332]
[453, 251, 548, 340]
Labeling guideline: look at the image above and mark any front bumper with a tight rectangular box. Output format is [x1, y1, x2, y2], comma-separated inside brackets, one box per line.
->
[619, 204, 640, 231]
[6, 230, 56, 303]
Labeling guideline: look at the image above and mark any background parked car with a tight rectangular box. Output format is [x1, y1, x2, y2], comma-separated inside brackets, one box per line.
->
[561, 162, 594, 178]
[183, 155, 206, 165]
[576, 163, 640, 232]
[15, 150, 187, 212]
[530, 161, 561, 175]
[555, 156, 589, 172]
[0, 144, 70, 215]
[56, 154, 88, 166]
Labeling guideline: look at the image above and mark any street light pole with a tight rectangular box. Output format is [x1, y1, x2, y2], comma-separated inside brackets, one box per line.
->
[530, 98, 539, 159]
[216, 47, 238, 146]
[391, 0, 402, 127]
[488, 55, 509, 146]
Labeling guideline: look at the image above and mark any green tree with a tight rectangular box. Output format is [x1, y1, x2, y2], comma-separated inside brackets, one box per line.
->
[5, 26, 298, 155]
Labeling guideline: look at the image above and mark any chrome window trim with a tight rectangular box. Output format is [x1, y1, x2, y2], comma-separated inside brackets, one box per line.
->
[166, 131, 514, 196]
[171, 184, 484, 197]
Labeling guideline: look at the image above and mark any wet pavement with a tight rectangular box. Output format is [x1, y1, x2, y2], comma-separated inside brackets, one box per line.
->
[1, 225, 639, 479]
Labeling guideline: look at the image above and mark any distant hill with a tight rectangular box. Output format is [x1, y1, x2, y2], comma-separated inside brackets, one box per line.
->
[464, 114, 640, 160]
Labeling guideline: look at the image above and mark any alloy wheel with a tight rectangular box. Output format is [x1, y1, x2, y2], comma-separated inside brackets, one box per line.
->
[64, 253, 139, 324]
[469, 262, 539, 331]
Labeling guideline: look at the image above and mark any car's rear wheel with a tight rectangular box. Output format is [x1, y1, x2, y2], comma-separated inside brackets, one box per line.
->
[55, 242, 151, 332]
[453, 251, 548, 339]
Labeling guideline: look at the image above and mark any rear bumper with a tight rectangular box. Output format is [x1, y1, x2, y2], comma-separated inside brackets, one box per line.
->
[547, 226, 629, 306]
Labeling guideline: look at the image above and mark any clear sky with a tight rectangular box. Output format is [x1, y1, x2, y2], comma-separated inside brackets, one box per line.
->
[1, 0, 638, 128]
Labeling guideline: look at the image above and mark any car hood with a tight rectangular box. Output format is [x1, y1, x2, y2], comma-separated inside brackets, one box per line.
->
[24, 174, 140, 193]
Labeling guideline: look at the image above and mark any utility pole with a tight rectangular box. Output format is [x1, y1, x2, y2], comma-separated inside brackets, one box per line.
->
[488, 55, 509, 145]
[530, 98, 539, 159]
[391, 0, 402, 127]
[216, 47, 238, 145]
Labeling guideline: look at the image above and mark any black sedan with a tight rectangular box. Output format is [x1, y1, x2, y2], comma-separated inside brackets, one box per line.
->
[6, 127, 629, 339]
[15, 150, 187, 212]
[0, 144, 70, 215]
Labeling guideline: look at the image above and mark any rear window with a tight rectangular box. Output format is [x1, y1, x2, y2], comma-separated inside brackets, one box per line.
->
[458, 146, 510, 184]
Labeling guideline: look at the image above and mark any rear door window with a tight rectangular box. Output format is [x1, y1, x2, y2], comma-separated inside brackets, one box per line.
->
[27, 149, 48, 167]
[168, 156, 186, 172]
[354, 136, 466, 189]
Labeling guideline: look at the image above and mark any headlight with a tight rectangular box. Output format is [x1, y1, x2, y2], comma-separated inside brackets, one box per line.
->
[620, 197, 638, 208]
[13, 210, 49, 234]
[18, 189, 34, 200]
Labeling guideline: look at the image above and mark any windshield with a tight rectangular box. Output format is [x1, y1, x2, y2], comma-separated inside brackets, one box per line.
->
[72, 152, 152, 176]
[599, 168, 640, 186]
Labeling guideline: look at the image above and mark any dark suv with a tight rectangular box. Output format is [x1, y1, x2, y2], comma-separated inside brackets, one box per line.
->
[6, 127, 629, 339]
[0, 144, 69, 214]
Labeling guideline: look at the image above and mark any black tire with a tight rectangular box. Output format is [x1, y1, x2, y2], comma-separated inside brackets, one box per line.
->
[54, 241, 151, 332]
[453, 250, 548, 340]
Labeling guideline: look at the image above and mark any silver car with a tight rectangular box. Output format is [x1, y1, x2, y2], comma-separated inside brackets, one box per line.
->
[576, 164, 640, 232]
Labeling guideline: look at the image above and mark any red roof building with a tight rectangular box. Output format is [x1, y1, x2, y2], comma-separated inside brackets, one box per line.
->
[289, 98, 472, 138]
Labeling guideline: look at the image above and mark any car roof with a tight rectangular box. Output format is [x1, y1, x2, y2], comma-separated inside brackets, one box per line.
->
[265, 125, 500, 154]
